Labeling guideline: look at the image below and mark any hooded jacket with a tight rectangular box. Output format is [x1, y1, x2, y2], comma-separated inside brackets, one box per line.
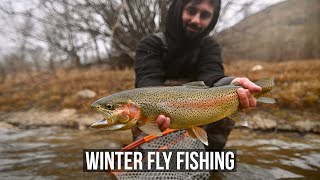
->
[134, 0, 235, 150]
[135, 0, 228, 87]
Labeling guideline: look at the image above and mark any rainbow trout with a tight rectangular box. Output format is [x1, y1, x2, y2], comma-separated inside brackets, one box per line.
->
[91, 77, 275, 145]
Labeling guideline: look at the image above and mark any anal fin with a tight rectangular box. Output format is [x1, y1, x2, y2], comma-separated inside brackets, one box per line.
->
[187, 129, 197, 139]
[188, 126, 208, 146]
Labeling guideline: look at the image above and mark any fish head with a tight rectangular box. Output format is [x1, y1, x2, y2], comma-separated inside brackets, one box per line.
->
[90, 96, 141, 130]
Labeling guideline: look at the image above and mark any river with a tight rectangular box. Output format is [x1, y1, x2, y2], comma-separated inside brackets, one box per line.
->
[0, 127, 319, 179]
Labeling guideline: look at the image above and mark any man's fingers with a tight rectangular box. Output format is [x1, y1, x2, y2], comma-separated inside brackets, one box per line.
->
[156, 115, 170, 131]
[248, 94, 257, 107]
[156, 115, 166, 125]
[241, 79, 261, 92]
[237, 88, 249, 109]
[162, 117, 170, 130]
[233, 78, 260, 109]
[232, 78, 262, 93]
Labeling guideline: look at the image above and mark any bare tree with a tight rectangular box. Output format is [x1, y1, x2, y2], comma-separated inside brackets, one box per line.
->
[0, 62, 6, 83]
[78, 0, 171, 60]
[2, 0, 282, 70]
[0, 1, 46, 74]
[39, 0, 90, 68]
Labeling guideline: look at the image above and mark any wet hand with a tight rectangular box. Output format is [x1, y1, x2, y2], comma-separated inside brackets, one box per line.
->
[231, 77, 262, 109]
[156, 115, 170, 131]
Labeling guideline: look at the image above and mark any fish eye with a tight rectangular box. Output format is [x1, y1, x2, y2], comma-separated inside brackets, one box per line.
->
[104, 103, 114, 110]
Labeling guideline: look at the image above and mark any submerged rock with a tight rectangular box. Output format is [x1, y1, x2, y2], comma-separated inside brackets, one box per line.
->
[77, 89, 96, 99]
[0, 122, 15, 129]
[294, 120, 316, 132]
[249, 114, 277, 130]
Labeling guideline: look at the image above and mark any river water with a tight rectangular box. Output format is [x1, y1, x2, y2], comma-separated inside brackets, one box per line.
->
[0, 127, 319, 179]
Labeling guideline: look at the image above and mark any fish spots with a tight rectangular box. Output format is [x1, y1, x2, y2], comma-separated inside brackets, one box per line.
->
[166, 93, 235, 109]
[160, 88, 240, 128]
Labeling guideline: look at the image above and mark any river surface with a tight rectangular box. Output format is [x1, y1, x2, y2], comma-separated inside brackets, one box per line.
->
[0, 127, 319, 179]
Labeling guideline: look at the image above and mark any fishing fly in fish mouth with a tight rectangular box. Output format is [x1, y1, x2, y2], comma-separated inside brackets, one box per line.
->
[91, 77, 275, 146]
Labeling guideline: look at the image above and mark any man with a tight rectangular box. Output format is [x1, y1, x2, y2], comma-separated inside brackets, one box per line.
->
[134, 0, 261, 149]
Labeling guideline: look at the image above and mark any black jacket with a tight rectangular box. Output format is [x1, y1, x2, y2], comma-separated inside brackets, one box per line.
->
[135, 34, 225, 87]
[134, 0, 234, 150]
[135, 0, 225, 88]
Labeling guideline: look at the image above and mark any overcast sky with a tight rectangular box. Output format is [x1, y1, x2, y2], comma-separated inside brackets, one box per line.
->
[0, 0, 286, 58]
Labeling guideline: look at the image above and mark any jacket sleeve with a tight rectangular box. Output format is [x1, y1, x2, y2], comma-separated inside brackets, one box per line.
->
[197, 37, 226, 87]
[135, 35, 165, 88]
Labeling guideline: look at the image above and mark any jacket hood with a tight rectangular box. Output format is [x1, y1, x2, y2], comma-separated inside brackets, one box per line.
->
[165, 0, 221, 49]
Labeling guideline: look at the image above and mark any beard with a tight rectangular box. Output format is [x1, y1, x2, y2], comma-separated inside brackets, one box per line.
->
[183, 22, 202, 39]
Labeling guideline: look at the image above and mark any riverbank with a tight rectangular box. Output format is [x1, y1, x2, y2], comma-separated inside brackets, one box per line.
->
[1, 108, 319, 134]
[1, 60, 319, 113]
[0, 60, 319, 133]
[1, 61, 319, 179]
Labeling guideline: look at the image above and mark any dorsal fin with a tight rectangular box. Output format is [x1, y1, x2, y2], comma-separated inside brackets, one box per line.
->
[182, 81, 209, 89]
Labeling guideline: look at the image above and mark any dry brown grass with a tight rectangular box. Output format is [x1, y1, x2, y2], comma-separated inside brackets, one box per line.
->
[0, 60, 319, 113]
[0, 67, 134, 113]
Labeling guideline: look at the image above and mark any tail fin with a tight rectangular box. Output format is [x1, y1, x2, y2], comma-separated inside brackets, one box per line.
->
[257, 96, 276, 104]
[254, 77, 274, 89]
[254, 77, 276, 104]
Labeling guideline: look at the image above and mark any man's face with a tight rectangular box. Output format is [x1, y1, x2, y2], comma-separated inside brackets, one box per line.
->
[182, 0, 214, 39]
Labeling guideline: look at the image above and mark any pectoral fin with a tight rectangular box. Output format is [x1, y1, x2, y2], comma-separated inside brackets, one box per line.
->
[228, 112, 248, 127]
[187, 126, 208, 146]
[138, 120, 162, 136]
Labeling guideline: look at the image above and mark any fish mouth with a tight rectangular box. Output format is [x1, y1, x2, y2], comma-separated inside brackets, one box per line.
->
[91, 118, 108, 128]
[90, 111, 114, 128]
[91, 101, 100, 110]
[91, 118, 125, 130]
[91, 102, 123, 130]
[91, 102, 115, 123]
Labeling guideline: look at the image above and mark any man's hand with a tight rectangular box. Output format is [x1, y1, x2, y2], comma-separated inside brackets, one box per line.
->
[231, 77, 262, 109]
[156, 115, 170, 131]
